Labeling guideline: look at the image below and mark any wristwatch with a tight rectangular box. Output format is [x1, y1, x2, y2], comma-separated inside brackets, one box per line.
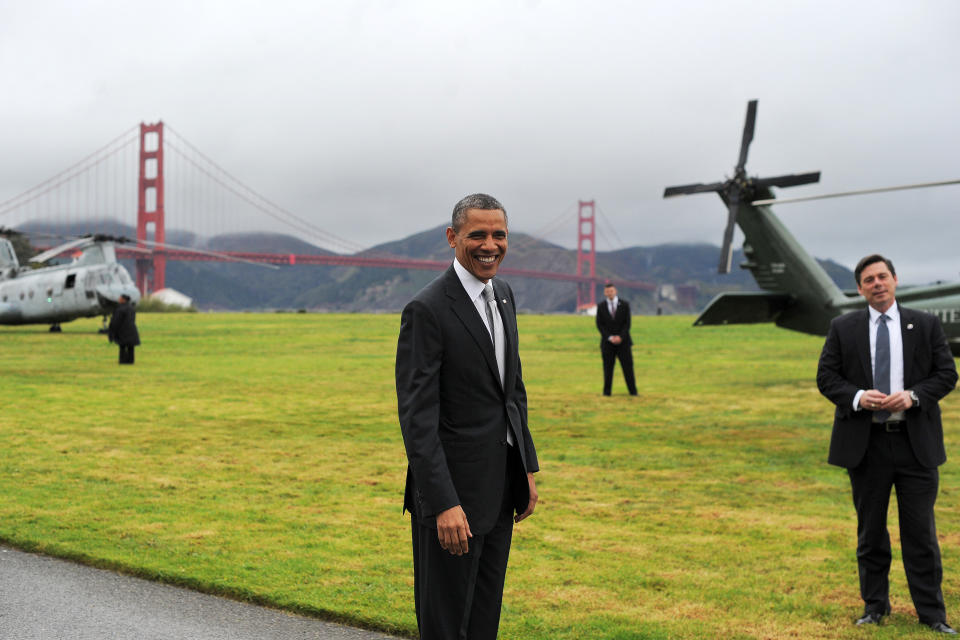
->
[908, 390, 920, 407]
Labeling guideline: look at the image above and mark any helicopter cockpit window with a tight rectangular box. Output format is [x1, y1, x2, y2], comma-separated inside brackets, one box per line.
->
[65, 274, 76, 289]
[28, 290, 34, 299]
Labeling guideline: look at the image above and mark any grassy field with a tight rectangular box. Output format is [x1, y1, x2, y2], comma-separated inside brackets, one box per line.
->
[2, 312, 959, 639]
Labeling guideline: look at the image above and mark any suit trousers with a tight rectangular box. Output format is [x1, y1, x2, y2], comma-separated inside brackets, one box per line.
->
[601, 342, 636, 395]
[411, 446, 517, 640]
[847, 426, 945, 624]
[118, 345, 135, 365]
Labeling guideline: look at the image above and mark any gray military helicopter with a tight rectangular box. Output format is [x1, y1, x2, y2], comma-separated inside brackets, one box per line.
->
[0, 231, 142, 332]
[663, 100, 960, 355]
[0, 230, 275, 332]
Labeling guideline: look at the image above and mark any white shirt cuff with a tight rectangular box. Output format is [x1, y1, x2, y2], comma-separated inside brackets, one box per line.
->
[853, 389, 865, 411]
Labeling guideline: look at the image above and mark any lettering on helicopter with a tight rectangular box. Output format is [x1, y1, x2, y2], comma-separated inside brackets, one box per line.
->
[924, 309, 960, 325]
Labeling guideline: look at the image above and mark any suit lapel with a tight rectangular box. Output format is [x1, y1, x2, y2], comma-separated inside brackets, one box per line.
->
[444, 269, 501, 386]
[901, 306, 916, 385]
[855, 309, 873, 387]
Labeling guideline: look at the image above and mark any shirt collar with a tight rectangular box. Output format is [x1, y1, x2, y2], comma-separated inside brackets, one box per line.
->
[453, 257, 489, 301]
[608, 296, 619, 307]
[868, 301, 899, 324]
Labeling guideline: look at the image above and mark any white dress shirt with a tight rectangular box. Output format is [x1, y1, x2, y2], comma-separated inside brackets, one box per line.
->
[453, 258, 513, 444]
[853, 302, 905, 421]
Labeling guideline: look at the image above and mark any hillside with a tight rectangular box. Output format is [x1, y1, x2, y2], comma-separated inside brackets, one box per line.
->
[18, 219, 854, 313]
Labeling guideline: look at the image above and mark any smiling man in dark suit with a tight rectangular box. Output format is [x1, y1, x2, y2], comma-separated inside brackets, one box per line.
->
[396, 193, 539, 639]
[595, 282, 637, 396]
[817, 254, 958, 633]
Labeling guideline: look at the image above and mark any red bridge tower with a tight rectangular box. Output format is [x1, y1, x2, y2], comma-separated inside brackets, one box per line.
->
[136, 122, 166, 294]
[576, 200, 597, 311]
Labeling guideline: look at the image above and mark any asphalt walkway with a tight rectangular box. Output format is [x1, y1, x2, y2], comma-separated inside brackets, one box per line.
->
[0, 545, 404, 640]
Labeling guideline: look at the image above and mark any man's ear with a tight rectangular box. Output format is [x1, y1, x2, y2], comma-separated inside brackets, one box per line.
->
[446, 227, 457, 249]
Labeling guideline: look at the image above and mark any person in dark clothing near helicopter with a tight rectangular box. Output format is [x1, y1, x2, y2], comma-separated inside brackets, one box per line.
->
[108, 294, 140, 364]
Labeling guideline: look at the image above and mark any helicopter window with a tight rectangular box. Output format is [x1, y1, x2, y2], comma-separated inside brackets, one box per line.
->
[28, 290, 34, 299]
[19, 292, 24, 300]
[2, 295, 6, 302]
[65, 274, 76, 289]
[86, 291, 95, 299]
[47, 288, 53, 298]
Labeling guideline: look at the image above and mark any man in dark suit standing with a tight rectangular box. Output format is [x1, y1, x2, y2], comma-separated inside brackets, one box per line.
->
[817, 254, 957, 633]
[396, 193, 539, 639]
[595, 282, 637, 396]
[108, 293, 140, 365]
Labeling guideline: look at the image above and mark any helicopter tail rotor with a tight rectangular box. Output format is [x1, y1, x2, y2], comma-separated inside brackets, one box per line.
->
[662, 100, 822, 273]
[718, 190, 740, 274]
[735, 100, 757, 174]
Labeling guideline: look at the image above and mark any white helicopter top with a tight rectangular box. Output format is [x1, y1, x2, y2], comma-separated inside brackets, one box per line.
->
[0, 234, 141, 329]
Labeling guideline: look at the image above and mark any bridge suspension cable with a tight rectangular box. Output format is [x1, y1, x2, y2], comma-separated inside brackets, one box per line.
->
[0, 126, 139, 221]
[164, 125, 368, 255]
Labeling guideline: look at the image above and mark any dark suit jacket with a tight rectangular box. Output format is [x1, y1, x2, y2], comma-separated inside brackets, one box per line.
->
[596, 298, 632, 348]
[396, 266, 539, 535]
[108, 302, 140, 346]
[817, 305, 957, 469]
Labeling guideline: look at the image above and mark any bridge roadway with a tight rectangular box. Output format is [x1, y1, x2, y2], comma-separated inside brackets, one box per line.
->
[0, 545, 403, 640]
[116, 247, 659, 291]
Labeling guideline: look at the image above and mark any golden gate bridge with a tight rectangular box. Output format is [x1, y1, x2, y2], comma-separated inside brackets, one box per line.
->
[0, 122, 696, 310]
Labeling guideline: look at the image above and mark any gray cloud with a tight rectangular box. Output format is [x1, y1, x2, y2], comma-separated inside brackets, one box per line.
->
[1, 0, 958, 284]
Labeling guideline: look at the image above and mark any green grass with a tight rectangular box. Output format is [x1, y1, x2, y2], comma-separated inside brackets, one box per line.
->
[2, 313, 959, 639]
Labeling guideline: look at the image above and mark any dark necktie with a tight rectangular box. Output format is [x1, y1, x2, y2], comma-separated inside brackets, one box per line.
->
[875, 314, 891, 422]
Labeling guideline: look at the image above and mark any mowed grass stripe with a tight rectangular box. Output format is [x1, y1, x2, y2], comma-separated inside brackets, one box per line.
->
[1, 313, 958, 639]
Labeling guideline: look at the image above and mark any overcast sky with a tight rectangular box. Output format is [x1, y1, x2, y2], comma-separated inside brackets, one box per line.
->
[1, 0, 958, 283]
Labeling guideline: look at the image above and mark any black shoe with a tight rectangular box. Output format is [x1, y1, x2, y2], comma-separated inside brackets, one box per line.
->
[856, 612, 885, 626]
[926, 621, 958, 634]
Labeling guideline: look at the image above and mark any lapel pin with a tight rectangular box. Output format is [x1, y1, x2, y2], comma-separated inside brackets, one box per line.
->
[502, 298, 507, 304]
[907, 323, 914, 330]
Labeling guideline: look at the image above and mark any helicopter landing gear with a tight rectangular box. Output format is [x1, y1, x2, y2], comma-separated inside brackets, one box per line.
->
[49, 323, 62, 333]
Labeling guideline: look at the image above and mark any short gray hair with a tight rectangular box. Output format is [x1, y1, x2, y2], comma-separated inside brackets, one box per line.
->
[451, 193, 507, 231]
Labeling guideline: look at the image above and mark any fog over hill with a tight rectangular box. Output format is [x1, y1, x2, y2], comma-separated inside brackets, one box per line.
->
[18, 219, 854, 313]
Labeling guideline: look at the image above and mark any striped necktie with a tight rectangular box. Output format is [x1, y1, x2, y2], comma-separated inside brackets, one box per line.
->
[875, 314, 891, 422]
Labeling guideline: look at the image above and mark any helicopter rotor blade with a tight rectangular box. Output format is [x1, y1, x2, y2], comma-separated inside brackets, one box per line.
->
[735, 100, 757, 174]
[663, 181, 726, 198]
[29, 237, 94, 263]
[751, 178, 960, 206]
[718, 189, 741, 274]
[133, 238, 280, 270]
[751, 171, 821, 190]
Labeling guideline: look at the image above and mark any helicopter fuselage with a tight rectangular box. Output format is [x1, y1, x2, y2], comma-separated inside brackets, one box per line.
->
[0, 241, 140, 327]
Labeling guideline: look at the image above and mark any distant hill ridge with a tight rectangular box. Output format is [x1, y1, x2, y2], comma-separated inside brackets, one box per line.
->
[18, 218, 854, 313]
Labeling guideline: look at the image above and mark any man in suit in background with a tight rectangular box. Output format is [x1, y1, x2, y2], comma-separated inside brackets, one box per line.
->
[108, 293, 140, 365]
[817, 254, 958, 633]
[396, 193, 539, 639]
[595, 282, 637, 396]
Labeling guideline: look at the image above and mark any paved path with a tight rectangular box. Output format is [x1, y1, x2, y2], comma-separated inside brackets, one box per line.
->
[0, 546, 405, 640]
